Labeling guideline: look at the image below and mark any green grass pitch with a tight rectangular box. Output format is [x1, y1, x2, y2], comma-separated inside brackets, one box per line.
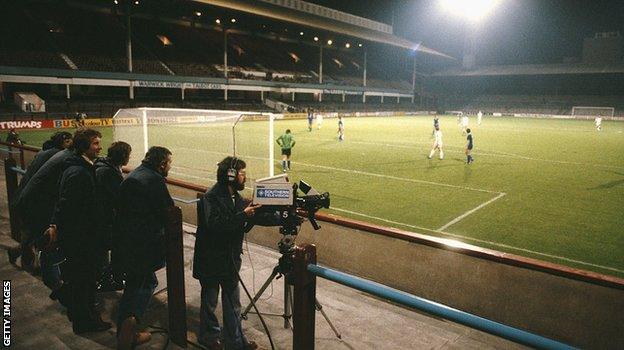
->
[9, 115, 624, 278]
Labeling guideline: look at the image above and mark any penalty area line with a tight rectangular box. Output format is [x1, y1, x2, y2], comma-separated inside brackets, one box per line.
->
[437, 192, 507, 231]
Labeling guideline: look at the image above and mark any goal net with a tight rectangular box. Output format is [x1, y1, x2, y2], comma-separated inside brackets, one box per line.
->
[111, 108, 276, 187]
[571, 106, 614, 119]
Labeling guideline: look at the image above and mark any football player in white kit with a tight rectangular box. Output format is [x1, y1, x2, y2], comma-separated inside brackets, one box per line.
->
[461, 114, 470, 135]
[595, 115, 602, 131]
[428, 125, 444, 160]
[477, 110, 483, 125]
[316, 112, 323, 129]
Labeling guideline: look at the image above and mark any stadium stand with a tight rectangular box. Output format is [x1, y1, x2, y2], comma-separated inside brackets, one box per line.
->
[0, 1, 411, 90]
[440, 94, 624, 116]
[0, 3, 68, 70]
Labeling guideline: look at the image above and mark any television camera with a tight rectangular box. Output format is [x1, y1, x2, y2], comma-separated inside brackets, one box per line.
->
[241, 175, 340, 339]
[249, 174, 329, 236]
[244, 174, 329, 272]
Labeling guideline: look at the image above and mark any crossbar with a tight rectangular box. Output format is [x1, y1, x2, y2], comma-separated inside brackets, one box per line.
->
[307, 264, 576, 350]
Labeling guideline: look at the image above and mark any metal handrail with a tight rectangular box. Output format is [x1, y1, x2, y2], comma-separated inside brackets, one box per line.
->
[307, 264, 576, 350]
[0, 147, 22, 154]
[171, 196, 200, 204]
[10, 166, 26, 175]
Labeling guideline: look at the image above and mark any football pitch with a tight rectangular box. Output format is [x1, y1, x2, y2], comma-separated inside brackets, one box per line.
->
[13, 115, 624, 278]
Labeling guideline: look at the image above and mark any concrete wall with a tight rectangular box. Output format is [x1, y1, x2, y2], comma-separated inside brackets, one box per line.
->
[246, 220, 624, 349]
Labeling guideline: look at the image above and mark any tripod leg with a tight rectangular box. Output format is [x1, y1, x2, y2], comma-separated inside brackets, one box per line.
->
[315, 299, 342, 339]
[241, 266, 280, 319]
[283, 280, 292, 329]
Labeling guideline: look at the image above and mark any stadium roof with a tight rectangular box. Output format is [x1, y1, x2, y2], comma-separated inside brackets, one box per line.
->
[431, 63, 624, 77]
[192, 0, 455, 60]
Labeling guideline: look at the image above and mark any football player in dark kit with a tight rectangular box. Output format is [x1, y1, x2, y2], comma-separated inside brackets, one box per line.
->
[307, 107, 314, 131]
[465, 128, 474, 164]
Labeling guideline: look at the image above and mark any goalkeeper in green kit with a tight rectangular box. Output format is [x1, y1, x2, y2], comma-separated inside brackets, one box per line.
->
[276, 129, 295, 172]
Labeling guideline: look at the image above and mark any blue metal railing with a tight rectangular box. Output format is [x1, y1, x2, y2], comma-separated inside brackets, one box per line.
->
[308, 264, 576, 350]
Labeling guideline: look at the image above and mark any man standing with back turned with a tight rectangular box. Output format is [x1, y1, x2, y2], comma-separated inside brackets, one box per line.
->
[276, 129, 295, 172]
[116, 146, 174, 350]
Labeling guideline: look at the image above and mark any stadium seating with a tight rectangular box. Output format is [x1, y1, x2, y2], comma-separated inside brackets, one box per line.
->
[0, 1, 410, 90]
[440, 94, 624, 116]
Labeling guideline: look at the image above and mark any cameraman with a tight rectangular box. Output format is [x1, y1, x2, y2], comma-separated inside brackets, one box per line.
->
[193, 156, 261, 350]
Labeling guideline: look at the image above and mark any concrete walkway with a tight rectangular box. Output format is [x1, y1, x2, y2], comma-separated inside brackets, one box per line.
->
[0, 166, 527, 350]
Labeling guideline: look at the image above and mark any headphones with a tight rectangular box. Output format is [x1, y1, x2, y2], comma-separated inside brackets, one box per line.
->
[226, 157, 238, 183]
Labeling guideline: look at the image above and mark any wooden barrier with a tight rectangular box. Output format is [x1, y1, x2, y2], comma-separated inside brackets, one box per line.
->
[164, 205, 188, 347]
[292, 244, 317, 350]
[4, 157, 20, 241]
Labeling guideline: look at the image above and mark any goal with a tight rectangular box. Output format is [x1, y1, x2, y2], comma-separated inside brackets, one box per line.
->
[571, 106, 614, 119]
[111, 108, 277, 185]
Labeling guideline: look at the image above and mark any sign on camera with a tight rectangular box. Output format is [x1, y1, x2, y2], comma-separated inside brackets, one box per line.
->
[256, 189, 290, 199]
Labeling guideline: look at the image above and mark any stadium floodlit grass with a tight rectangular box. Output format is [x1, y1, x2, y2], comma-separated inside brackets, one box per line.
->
[10, 115, 624, 278]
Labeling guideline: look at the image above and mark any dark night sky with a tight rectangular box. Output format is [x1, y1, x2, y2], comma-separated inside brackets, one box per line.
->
[307, 0, 624, 65]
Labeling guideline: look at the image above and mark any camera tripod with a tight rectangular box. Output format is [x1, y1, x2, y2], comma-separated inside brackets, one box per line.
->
[240, 242, 341, 339]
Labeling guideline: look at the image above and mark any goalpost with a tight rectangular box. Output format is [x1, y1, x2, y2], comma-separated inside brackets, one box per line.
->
[111, 107, 277, 184]
[571, 106, 614, 119]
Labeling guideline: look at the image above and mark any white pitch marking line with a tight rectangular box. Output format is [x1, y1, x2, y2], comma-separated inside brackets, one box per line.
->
[174, 147, 501, 194]
[437, 192, 507, 231]
[330, 206, 624, 274]
[330, 207, 433, 232]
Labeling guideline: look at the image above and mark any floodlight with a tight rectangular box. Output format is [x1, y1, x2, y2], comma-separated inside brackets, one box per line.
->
[215, 18, 221, 24]
[313, 36, 319, 42]
[299, 31, 304, 36]
[327, 39, 333, 45]
[345, 43, 350, 48]
[358, 43, 362, 47]
[440, 0, 500, 21]
[134, 0, 139, 5]
[231, 18, 236, 23]
[113, 0, 118, 4]
[195, 11, 202, 17]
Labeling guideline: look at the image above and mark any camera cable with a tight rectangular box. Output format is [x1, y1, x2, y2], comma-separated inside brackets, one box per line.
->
[244, 236, 274, 301]
[234, 254, 276, 350]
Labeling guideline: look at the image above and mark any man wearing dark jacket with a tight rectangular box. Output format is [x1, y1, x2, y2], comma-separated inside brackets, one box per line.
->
[9, 131, 73, 268]
[193, 156, 261, 350]
[116, 146, 173, 350]
[17, 147, 73, 244]
[94, 141, 131, 292]
[16, 137, 77, 300]
[49, 128, 110, 334]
